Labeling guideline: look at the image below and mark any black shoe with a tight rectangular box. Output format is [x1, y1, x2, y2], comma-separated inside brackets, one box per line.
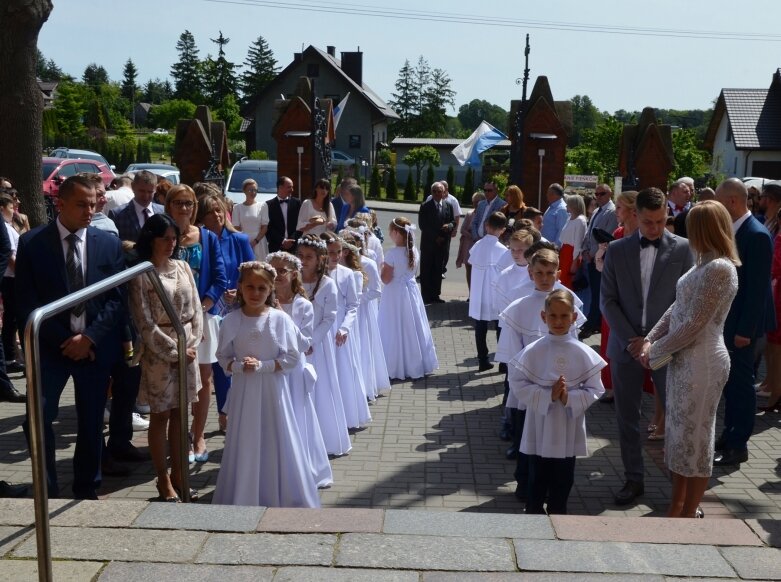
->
[713, 448, 748, 466]
[0, 386, 26, 403]
[505, 445, 518, 460]
[499, 426, 512, 442]
[0, 481, 28, 498]
[73, 490, 99, 501]
[101, 457, 131, 477]
[478, 361, 494, 372]
[110, 444, 149, 463]
[514, 482, 527, 501]
[578, 326, 595, 340]
[614, 480, 644, 505]
[6, 361, 25, 374]
[498, 362, 507, 374]
[714, 437, 726, 453]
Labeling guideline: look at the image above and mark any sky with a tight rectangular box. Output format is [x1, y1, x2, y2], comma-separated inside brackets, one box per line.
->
[37, 0, 781, 116]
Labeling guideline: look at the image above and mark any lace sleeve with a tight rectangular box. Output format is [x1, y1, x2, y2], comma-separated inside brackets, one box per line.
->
[649, 260, 736, 359]
[646, 305, 673, 343]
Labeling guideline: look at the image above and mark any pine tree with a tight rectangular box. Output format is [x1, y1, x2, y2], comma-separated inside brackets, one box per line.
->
[205, 31, 239, 108]
[404, 171, 416, 201]
[240, 35, 278, 106]
[446, 165, 456, 197]
[121, 58, 138, 102]
[388, 59, 415, 137]
[171, 30, 203, 102]
[462, 167, 474, 205]
[413, 56, 431, 133]
[386, 166, 398, 199]
[424, 164, 435, 196]
[420, 68, 455, 135]
[369, 165, 381, 199]
[82, 63, 109, 88]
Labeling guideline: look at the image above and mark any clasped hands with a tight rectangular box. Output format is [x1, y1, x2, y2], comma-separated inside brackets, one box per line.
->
[551, 375, 569, 405]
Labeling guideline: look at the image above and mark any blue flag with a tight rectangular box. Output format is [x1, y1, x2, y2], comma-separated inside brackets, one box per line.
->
[451, 121, 507, 166]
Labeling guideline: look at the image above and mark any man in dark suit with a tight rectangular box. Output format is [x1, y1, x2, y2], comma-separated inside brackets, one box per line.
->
[714, 178, 775, 466]
[108, 170, 165, 242]
[601, 187, 694, 505]
[332, 177, 356, 229]
[16, 175, 126, 499]
[419, 181, 455, 303]
[266, 176, 302, 253]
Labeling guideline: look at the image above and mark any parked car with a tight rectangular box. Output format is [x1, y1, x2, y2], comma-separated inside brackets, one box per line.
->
[224, 159, 278, 205]
[152, 128, 169, 135]
[42, 157, 114, 197]
[125, 163, 180, 185]
[331, 149, 356, 168]
[49, 147, 116, 175]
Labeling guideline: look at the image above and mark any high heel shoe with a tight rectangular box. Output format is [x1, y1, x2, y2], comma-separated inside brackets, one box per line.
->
[155, 480, 181, 503]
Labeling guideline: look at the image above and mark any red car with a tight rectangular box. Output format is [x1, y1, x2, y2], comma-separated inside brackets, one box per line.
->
[41, 156, 113, 198]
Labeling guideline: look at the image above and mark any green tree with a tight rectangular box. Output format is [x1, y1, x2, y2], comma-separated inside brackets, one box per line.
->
[82, 63, 109, 88]
[413, 56, 430, 131]
[462, 166, 474, 205]
[215, 93, 243, 140]
[386, 166, 398, 199]
[446, 165, 455, 197]
[121, 58, 138, 102]
[148, 99, 196, 129]
[403, 170, 416, 201]
[457, 99, 508, 133]
[670, 128, 710, 180]
[239, 35, 278, 106]
[204, 31, 238, 108]
[566, 115, 622, 182]
[403, 145, 440, 194]
[369, 165, 381, 199]
[569, 95, 602, 147]
[143, 78, 173, 104]
[53, 80, 87, 139]
[36, 48, 63, 81]
[419, 68, 455, 136]
[388, 59, 416, 137]
[171, 30, 202, 102]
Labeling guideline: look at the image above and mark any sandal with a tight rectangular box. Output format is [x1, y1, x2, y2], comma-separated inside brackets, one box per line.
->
[647, 424, 658, 434]
[174, 486, 200, 502]
[155, 481, 181, 503]
[648, 431, 665, 441]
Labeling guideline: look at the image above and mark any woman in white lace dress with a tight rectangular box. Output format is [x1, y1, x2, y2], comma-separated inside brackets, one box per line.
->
[641, 201, 739, 518]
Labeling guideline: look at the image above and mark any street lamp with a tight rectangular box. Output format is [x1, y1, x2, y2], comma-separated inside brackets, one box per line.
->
[530, 133, 557, 209]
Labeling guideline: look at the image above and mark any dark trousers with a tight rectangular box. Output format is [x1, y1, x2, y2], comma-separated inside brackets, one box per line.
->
[526, 455, 576, 515]
[420, 240, 448, 300]
[2, 277, 18, 361]
[106, 356, 141, 456]
[213, 361, 231, 414]
[721, 339, 756, 451]
[513, 408, 529, 487]
[474, 319, 498, 364]
[23, 353, 111, 498]
[585, 260, 602, 330]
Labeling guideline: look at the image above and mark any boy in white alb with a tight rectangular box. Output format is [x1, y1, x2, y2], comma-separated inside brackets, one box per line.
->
[510, 289, 605, 514]
[498, 247, 585, 500]
[468, 211, 507, 371]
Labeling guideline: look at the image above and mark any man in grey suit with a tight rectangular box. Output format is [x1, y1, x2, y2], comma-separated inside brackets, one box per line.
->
[580, 184, 618, 338]
[601, 187, 694, 505]
[471, 181, 505, 241]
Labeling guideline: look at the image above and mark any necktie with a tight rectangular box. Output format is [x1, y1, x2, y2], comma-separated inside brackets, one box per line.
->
[66, 233, 85, 316]
[639, 236, 661, 249]
[675, 205, 685, 213]
[142, 207, 151, 225]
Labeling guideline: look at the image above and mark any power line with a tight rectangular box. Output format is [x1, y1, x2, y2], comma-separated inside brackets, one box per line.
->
[203, 0, 781, 42]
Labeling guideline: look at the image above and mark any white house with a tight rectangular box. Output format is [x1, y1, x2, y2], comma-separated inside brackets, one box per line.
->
[704, 69, 781, 179]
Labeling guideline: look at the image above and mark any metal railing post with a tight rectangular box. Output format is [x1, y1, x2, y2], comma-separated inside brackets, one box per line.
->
[24, 261, 191, 582]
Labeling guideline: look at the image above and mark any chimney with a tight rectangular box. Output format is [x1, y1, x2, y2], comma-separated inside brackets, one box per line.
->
[340, 50, 363, 87]
[327, 46, 336, 58]
[293, 52, 302, 64]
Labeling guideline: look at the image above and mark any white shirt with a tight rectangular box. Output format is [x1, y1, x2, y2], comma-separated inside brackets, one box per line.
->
[4, 222, 18, 277]
[132, 199, 155, 227]
[278, 196, 290, 232]
[424, 193, 462, 217]
[732, 210, 752, 234]
[56, 218, 87, 333]
[104, 187, 133, 213]
[638, 232, 659, 330]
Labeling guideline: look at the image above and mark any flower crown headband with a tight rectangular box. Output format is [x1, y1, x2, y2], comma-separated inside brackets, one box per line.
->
[341, 241, 360, 254]
[239, 261, 277, 278]
[297, 237, 327, 251]
[393, 219, 417, 235]
[265, 251, 303, 272]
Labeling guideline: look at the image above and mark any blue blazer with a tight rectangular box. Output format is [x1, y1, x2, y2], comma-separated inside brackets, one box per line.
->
[725, 215, 776, 341]
[15, 223, 125, 361]
[109, 201, 166, 242]
[337, 204, 369, 232]
[196, 226, 229, 315]
[471, 196, 505, 240]
[217, 228, 255, 289]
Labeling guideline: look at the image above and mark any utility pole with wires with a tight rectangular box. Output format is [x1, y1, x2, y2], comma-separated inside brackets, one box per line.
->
[510, 34, 530, 187]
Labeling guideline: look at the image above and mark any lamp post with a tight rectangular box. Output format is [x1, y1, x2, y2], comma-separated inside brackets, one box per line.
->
[537, 149, 545, 209]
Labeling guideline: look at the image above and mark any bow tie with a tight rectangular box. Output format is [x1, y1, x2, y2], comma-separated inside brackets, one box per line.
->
[675, 205, 685, 212]
[640, 236, 661, 249]
[279, 198, 288, 204]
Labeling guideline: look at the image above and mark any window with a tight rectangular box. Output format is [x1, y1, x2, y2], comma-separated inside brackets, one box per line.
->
[349, 135, 361, 148]
[77, 163, 100, 174]
[58, 163, 78, 178]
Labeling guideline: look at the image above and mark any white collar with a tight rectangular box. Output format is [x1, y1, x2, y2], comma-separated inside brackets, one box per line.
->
[732, 211, 752, 234]
[56, 218, 86, 242]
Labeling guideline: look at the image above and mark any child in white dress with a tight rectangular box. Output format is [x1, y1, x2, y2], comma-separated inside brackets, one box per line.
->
[378, 217, 438, 380]
[321, 232, 372, 428]
[268, 251, 333, 488]
[468, 211, 507, 371]
[296, 235, 352, 456]
[510, 289, 605, 514]
[212, 261, 320, 508]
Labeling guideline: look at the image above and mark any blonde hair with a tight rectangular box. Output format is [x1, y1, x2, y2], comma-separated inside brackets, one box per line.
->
[616, 190, 639, 210]
[510, 229, 535, 246]
[297, 234, 329, 299]
[339, 232, 368, 286]
[686, 200, 741, 266]
[389, 217, 416, 270]
[529, 247, 560, 269]
[165, 184, 198, 225]
[267, 251, 308, 300]
[544, 289, 575, 311]
[237, 262, 277, 307]
[503, 185, 525, 210]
